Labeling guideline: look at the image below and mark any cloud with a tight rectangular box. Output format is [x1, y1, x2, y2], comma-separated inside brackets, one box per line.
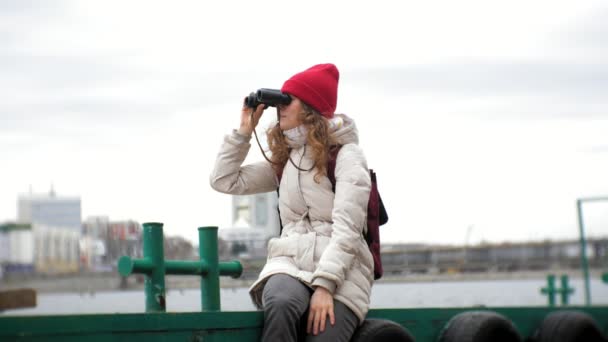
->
[0, 53, 136, 86]
[350, 62, 608, 98]
[345, 61, 608, 121]
[559, 7, 608, 52]
[0, 1, 70, 47]
[585, 145, 608, 154]
[1, 1, 607, 245]
[0, 1, 61, 14]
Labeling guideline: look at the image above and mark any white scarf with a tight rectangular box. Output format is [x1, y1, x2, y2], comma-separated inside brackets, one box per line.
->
[283, 125, 308, 147]
[282, 117, 344, 147]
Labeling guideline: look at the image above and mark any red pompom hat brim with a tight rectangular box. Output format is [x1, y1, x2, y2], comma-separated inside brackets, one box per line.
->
[281, 63, 339, 119]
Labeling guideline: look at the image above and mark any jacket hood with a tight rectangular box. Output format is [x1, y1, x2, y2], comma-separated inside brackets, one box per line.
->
[330, 114, 359, 145]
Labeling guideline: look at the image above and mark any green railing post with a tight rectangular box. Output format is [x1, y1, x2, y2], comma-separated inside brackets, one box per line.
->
[576, 199, 591, 306]
[118, 222, 166, 312]
[541, 274, 556, 307]
[559, 275, 574, 306]
[118, 223, 242, 313]
[575, 196, 608, 305]
[603, 273, 608, 284]
[199, 226, 221, 311]
[144, 222, 166, 312]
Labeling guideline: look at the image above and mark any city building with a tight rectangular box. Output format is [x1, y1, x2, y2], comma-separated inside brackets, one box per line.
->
[232, 192, 280, 237]
[380, 238, 608, 275]
[218, 225, 268, 259]
[17, 188, 81, 232]
[35, 224, 80, 274]
[81, 217, 142, 271]
[218, 192, 280, 258]
[80, 216, 111, 271]
[0, 222, 79, 276]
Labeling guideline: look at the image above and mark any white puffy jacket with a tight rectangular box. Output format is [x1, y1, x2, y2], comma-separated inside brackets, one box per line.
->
[209, 114, 373, 322]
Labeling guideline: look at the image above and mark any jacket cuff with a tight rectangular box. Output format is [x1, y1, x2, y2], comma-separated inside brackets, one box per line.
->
[228, 129, 252, 144]
[312, 277, 337, 294]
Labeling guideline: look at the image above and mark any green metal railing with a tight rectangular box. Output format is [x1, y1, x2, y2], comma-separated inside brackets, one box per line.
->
[540, 274, 574, 307]
[118, 223, 242, 312]
[3, 220, 608, 341]
[576, 196, 608, 305]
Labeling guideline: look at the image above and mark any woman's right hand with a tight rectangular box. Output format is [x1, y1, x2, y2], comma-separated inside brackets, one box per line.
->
[238, 103, 265, 136]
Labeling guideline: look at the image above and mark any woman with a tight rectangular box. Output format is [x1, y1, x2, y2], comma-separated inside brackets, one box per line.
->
[210, 63, 373, 342]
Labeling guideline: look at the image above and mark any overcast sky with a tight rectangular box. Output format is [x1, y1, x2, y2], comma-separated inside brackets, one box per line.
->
[1, 1, 607, 245]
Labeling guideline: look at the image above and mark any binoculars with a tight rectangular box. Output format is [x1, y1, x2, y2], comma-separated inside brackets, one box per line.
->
[244, 88, 292, 109]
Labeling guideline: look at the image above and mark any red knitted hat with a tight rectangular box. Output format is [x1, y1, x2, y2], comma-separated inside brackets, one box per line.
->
[281, 63, 339, 118]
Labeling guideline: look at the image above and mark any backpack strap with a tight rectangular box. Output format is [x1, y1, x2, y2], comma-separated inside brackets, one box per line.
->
[326, 145, 342, 192]
[275, 162, 285, 185]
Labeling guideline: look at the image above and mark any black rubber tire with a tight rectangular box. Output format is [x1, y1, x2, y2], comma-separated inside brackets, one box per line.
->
[438, 311, 522, 342]
[532, 311, 606, 342]
[351, 319, 415, 342]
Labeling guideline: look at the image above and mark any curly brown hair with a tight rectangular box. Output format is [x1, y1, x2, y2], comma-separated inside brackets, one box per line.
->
[266, 102, 337, 183]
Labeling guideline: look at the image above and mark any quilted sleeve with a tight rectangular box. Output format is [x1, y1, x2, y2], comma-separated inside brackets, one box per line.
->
[209, 130, 278, 195]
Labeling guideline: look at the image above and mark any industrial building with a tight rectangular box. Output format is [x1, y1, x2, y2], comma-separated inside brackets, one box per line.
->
[0, 222, 79, 276]
[17, 189, 81, 232]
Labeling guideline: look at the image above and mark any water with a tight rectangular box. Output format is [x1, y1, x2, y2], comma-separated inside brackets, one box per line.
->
[3, 279, 608, 316]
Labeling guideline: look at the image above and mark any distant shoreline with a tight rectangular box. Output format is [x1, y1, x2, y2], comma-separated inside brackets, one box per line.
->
[1, 268, 603, 294]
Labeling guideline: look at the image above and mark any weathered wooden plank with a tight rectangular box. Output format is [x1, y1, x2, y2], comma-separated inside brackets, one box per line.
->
[0, 288, 37, 310]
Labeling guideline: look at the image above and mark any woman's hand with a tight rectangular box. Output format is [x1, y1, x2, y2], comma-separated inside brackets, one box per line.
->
[307, 286, 335, 335]
[238, 103, 265, 136]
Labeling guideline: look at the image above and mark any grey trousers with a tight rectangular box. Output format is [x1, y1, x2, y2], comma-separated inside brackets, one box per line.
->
[261, 274, 359, 342]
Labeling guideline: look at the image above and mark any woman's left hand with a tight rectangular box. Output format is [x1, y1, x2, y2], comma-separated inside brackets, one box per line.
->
[307, 286, 335, 335]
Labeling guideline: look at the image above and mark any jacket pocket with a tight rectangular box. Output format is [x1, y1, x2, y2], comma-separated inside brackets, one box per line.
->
[267, 233, 317, 273]
[267, 237, 297, 258]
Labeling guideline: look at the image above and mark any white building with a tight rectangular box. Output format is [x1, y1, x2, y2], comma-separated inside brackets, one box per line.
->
[0, 227, 9, 263]
[0, 223, 35, 275]
[35, 224, 80, 274]
[217, 192, 281, 258]
[232, 192, 280, 238]
[18, 189, 82, 232]
[80, 216, 110, 271]
[218, 222, 269, 258]
[0, 223, 79, 275]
